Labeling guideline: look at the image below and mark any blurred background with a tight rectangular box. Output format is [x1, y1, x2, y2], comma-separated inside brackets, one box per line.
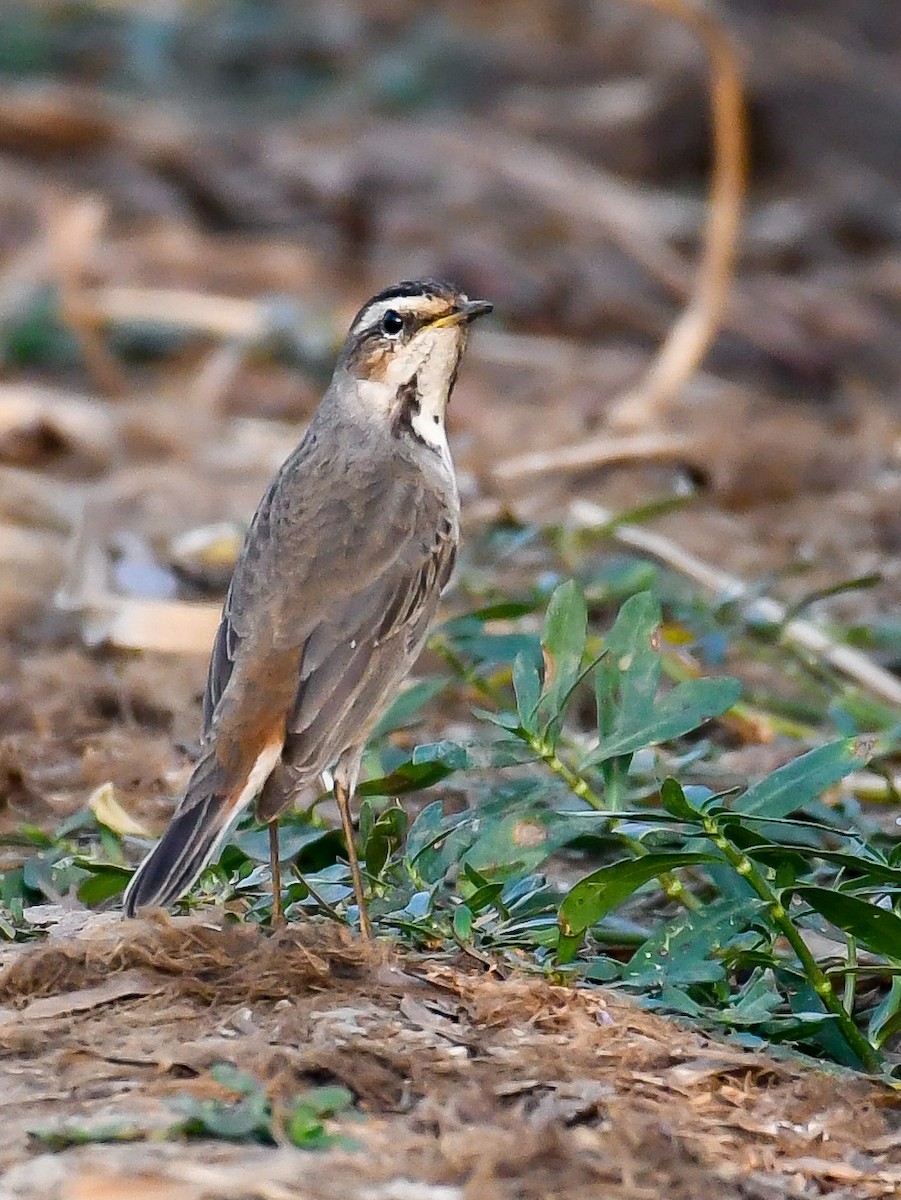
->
[0, 0, 898, 835]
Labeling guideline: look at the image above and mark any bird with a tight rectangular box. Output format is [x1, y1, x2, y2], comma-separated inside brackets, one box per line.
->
[122, 279, 492, 935]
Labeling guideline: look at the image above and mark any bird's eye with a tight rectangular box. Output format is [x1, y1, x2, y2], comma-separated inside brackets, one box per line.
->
[381, 309, 404, 337]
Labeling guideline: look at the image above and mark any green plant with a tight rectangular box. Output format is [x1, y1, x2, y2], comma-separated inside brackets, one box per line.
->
[31, 1066, 358, 1152]
[169, 1065, 356, 1149]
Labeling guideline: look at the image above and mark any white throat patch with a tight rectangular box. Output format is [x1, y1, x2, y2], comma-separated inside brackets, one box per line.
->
[357, 324, 459, 471]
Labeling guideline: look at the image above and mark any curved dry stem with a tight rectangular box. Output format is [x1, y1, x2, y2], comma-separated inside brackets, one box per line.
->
[492, 431, 698, 483]
[608, 0, 747, 431]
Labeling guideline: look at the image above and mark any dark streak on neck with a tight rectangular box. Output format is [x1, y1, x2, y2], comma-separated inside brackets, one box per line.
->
[392, 373, 431, 450]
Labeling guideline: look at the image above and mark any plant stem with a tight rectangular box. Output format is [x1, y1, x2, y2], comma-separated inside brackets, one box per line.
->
[843, 936, 857, 1014]
[434, 632, 701, 912]
[528, 731, 701, 912]
[294, 872, 347, 927]
[701, 813, 881, 1073]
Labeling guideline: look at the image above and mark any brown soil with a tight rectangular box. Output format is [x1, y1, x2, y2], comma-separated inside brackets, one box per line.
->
[1, 914, 899, 1200]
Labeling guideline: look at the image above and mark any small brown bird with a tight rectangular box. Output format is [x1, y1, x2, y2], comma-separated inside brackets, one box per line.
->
[123, 280, 491, 934]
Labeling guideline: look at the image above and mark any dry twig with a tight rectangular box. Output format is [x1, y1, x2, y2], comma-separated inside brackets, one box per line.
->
[570, 498, 901, 708]
[46, 194, 130, 398]
[87, 287, 265, 341]
[493, 431, 697, 483]
[607, 0, 747, 431]
[483, 0, 747, 481]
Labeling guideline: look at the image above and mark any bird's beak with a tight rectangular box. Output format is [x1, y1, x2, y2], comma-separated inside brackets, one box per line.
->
[429, 299, 493, 328]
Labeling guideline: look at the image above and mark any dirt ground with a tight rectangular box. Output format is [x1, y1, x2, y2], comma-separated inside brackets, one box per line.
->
[0, 0, 899, 1195]
[1, 914, 900, 1200]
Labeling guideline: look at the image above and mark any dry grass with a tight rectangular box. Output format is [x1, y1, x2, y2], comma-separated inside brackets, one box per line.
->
[2, 913, 899, 1199]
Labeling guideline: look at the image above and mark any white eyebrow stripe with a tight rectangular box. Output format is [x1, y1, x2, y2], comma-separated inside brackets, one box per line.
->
[351, 294, 457, 335]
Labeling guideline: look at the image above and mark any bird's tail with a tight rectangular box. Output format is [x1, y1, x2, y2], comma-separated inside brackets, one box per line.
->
[122, 739, 282, 916]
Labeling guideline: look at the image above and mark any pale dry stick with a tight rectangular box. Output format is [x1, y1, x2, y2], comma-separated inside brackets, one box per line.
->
[0, 235, 54, 326]
[607, 0, 747, 432]
[845, 770, 901, 803]
[87, 286, 265, 340]
[493, 430, 698, 482]
[475, 328, 620, 375]
[0, 523, 65, 570]
[86, 287, 283, 413]
[0, 169, 99, 328]
[190, 337, 253, 412]
[45, 194, 130, 398]
[55, 489, 221, 653]
[570, 498, 901, 708]
[484, 0, 747, 483]
[88, 596, 220, 654]
[0, 463, 83, 531]
[54, 463, 224, 653]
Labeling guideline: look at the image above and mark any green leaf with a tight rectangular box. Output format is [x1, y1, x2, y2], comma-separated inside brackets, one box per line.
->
[365, 832, 390, 879]
[232, 825, 334, 864]
[462, 881, 505, 913]
[659, 777, 703, 820]
[456, 600, 540, 622]
[405, 807, 478, 885]
[581, 678, 741, 767]
[29, 1121, 145, 1150]
[786, 573, 882, 621]
[75, 862, 132, 905]
[792, 887, 901, 959]
[558, 852, 720, 939]
[165, 1063, 275, 1144]
[404, 801, 445, 863]
[411, 738, 536, 772]
[471, 709, 521, 730]
[299, 1085, 354, 1116]
[739, 842, 901, 887]
[869, 976, 901, 1048]
[594, 590, 661, 738]
[286, 1104, 325, 1147]
[453, 904, 473, 940]
[461, 861, 491, 890]
[361, 805, 406, 880]
[438, 619, 538, 670]
[358, 759, 453, 797]
[512, 647, 542, 730]
[170, 1092, 273, 1142]
[462, 809, 587, 882]
[538, 580, 587, 731]
[720, 975, 782, 1024]
[621, 897, 764, 988]
[372, 676, 450, 737]
[734, 739, 875, 819]
[210, 1063, 264, 1096]
[411, 740, 470, 771]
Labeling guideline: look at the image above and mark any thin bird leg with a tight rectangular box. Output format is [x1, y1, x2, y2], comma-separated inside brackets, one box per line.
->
[269, 820, 283, 926]
[335, 778, 372, 939]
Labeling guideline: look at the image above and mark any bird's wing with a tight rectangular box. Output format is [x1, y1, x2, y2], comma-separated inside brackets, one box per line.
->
[202, 433, 449, 737]
[271, 512, 456, 783]
[201, 472, 279, 734]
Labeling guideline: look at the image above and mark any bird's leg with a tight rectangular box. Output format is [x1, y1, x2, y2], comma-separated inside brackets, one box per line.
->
[269, 820, 283, 926]
[335, 777, 372, 939]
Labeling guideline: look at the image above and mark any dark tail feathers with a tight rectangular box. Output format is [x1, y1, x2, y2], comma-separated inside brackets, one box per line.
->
[123, 752, 240, 916]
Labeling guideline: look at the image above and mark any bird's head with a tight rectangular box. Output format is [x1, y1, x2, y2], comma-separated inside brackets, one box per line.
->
[336, 280, 492, 454]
